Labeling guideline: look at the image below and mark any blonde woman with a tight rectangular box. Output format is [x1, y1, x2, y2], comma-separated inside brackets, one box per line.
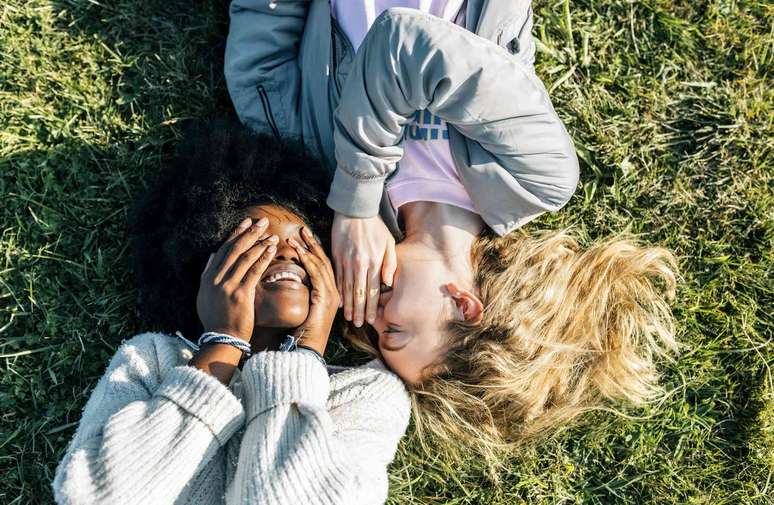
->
[226, 0, 679, 462]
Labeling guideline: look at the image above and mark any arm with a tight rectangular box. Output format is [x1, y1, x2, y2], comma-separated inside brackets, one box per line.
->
[327, 7, 579, 222]
[225, 228, 407, 504]
[226, 353, 410, 505]
[54, 218, 282, 505]
[224, 0, 310, 137]
[53, 334, 245, 505]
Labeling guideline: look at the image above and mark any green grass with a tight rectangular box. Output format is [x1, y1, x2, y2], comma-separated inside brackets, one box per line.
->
[1, 0, 772, 503]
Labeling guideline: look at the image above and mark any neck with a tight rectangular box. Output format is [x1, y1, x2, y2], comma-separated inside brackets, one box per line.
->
[400, 202, 484, 284]
[250, 326, 288, 353]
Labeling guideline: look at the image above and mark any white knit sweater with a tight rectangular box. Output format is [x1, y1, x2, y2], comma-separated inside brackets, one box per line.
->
[52, 332, 410, 505]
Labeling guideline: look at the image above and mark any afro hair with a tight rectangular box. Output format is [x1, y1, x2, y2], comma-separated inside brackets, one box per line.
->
[129, 120, 333, 338]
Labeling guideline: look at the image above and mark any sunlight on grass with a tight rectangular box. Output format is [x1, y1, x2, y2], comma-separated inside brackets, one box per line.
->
[1, 0, 772, 503]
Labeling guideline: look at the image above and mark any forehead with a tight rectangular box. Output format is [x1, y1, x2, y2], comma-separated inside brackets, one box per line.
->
[244, 204, 305, 225]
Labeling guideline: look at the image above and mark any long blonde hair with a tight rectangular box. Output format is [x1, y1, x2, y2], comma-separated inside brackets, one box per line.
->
[347, 229, 679, 465]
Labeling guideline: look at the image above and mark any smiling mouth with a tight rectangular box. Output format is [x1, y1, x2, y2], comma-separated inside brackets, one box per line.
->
[263, 271, 303, 284]
[260, 263, 309, 289]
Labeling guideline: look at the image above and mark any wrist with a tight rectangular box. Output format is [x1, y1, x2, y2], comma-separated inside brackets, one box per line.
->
[327, 169, 384, 218]
[189, 343, 243, 385]
[298, 338, 326, 356]
[204, 327, 252, 343]
[284, 329, 328, 356]
[199, 331, 252, 355]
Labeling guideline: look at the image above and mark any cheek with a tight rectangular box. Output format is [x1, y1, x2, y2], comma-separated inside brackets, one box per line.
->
[254, 289, 310, 328]
[381, 350, 424, 385]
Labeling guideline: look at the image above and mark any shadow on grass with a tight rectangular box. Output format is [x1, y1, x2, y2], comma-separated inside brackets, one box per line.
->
[1, 1, 235, 503]
[2, 0, 772, 504]
[49, 0, 235, 125]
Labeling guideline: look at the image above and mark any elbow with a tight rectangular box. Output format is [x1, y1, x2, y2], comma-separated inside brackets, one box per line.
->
[554, 144, 580, 209]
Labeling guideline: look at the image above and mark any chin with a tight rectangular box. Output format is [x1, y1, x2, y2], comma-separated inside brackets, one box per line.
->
[259, 306, 309, 329]
[255, 296, 310, 329]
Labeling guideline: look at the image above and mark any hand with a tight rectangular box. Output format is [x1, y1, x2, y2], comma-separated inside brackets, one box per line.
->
[288, 227, 339, 355]
[196, 217, 278, 342]
[331, 213, 396, 327]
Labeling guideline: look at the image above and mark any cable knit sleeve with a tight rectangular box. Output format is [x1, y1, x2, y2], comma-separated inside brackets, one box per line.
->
[53, 333, 245, 505]
[227, 352, 410, 505]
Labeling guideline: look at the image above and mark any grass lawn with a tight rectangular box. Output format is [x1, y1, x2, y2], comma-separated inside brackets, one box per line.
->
[1, 0, 772, 503]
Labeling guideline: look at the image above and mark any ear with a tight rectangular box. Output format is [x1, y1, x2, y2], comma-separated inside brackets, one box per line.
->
[445, 282, 484, 326]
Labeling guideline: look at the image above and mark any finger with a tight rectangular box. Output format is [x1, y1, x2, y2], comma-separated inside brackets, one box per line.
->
[290, 238, 328, 303]
[289, 237, 324, 280]
[300, 228, 336, 282]
[335, 260, 344, 308]
[301, 227, 327, 261]
[382, 240, 397, 287]
[343, 264, 355, 321]
[305, 255, 339, 308]
[214, 218, 270, 283]
[240, 243, 278, 290]
[365, 268, 380, 326]
[227, 235, 279, 285]
[209, 217, 252, 276]
[352, 266, 368, 327]
[201, 253, 215, 279]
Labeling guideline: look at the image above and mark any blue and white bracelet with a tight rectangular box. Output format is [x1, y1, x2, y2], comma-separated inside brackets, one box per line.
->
[198, 332, 252, 357]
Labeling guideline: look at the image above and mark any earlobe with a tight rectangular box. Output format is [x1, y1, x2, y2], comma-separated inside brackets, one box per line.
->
[446, 282, 484, 326]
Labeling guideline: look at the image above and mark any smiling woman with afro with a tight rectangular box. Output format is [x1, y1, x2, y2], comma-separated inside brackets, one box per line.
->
[53, 120, 413, 505]
[128, 120, 333, 339]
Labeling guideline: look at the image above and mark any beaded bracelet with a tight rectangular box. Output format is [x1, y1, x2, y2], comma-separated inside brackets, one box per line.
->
[198, 332, 252, 357]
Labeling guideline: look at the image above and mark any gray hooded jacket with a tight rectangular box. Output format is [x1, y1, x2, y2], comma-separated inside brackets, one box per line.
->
[225, 0, 579, 235]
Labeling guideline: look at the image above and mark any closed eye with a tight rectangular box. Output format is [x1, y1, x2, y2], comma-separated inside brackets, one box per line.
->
[379, 325, 411, 352]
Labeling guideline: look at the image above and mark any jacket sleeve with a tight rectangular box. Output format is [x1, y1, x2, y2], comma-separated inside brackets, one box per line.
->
[53, 333, 245, 505]
[226, 352, 410, 505]
[224, 0, 310, 138]
[327, 7, 579, 228]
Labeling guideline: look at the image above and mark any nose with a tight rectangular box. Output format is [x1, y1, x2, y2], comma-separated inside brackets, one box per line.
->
[273, 239, 301, 265]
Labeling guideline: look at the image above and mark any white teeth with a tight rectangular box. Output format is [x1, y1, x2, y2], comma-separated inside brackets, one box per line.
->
[263, 271, 303, 284]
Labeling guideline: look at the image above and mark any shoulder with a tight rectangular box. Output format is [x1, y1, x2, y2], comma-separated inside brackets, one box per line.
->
[114, 331, 192, 363]
[104, 332, 193, 386]
[328, 359, 410, 419]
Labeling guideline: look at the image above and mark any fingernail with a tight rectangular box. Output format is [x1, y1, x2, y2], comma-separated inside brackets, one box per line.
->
[266, 234, 279, 243]
[367, 315, 375, 324]
[257, 217, 269, 227]
[238, 218, 252, 230]
[302, 227, 312, 237]
[267, 245, 276, 253]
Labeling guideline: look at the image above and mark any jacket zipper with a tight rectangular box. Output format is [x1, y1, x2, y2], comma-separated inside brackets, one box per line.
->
[330, 16, 354, 96]
[330, 18, 341, 95]
[256, 84, 281, 140]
